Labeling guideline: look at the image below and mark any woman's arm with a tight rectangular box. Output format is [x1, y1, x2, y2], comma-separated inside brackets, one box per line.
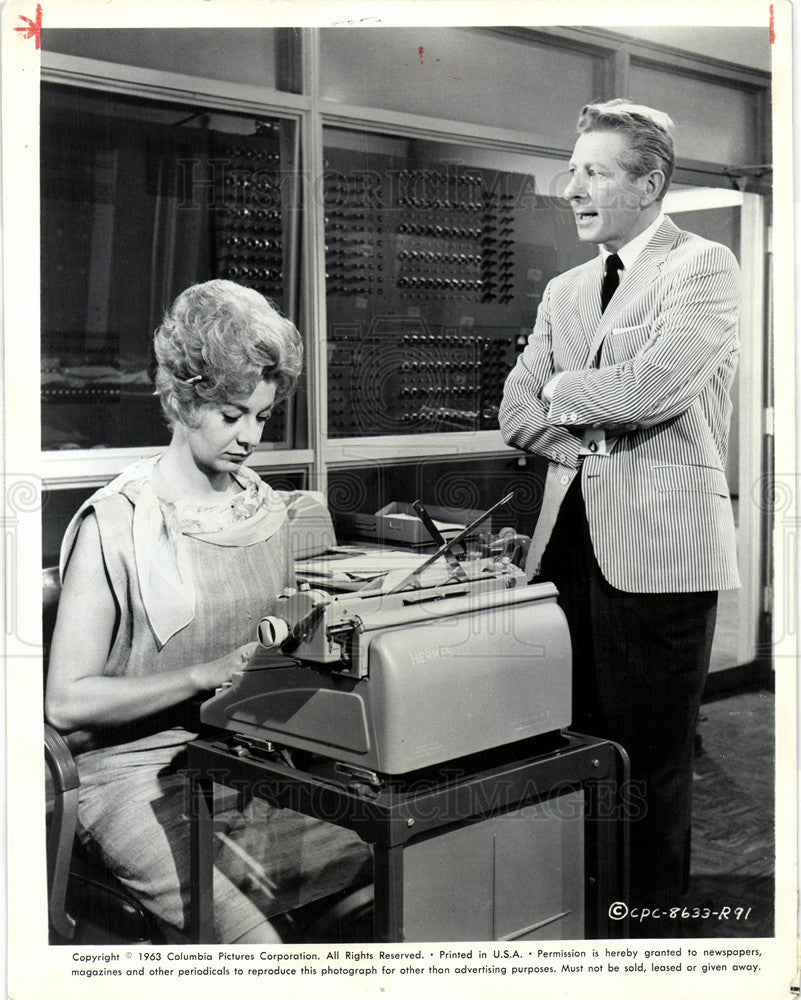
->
[45, 512, 257, 732]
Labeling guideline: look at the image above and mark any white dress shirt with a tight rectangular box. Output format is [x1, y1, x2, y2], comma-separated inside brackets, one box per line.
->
[542, 212, 665, 404]
[600, 211, 665, 287]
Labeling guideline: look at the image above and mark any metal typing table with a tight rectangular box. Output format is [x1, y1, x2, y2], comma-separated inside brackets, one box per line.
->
[187, 730, 629, 942]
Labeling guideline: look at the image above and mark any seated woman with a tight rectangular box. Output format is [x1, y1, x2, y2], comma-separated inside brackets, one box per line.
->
[46, 280, 370, 944]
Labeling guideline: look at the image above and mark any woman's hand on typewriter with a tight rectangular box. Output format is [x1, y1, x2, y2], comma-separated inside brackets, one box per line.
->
[191, 641, 260, 693]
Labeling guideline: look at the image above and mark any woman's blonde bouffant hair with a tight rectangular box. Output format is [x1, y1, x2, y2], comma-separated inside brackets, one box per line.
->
[153, 280, 303, 429]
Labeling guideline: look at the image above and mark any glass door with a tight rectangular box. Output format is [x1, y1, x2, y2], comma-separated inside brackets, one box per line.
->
[664, 187, 767, 672]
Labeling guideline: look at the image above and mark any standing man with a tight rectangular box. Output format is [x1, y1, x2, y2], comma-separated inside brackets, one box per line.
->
[499, 100, 740, 918]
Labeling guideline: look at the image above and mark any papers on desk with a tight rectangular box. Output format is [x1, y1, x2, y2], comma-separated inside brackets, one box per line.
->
[297, 548, 426, 579]
[295, 548, 460, 592]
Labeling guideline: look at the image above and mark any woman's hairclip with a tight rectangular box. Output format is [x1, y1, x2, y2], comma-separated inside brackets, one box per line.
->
[181, 373, 203, 385]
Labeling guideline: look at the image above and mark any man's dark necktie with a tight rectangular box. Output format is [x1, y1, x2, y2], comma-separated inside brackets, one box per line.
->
[601, 252, 623, 312]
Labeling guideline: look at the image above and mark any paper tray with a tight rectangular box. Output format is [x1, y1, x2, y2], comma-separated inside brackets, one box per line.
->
[336, 501, 486, 547]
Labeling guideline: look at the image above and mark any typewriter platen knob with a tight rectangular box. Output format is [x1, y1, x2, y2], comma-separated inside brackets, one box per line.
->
[257, 615, 291, 649]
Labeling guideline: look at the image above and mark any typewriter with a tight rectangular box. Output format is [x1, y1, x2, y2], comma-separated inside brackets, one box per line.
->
[201, 495, 572, 778]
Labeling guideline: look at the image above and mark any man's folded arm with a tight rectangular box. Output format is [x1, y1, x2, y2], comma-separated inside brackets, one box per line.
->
[499, 286, 583, 467]
[500, 361, 583, 466]
[546, 246, 740, 431]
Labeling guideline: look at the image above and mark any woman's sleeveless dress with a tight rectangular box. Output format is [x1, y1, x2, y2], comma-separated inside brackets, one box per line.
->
[61, 462, 370, 942]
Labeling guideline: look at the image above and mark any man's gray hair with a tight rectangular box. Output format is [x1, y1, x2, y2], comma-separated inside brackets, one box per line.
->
[578, 99, 676, 200]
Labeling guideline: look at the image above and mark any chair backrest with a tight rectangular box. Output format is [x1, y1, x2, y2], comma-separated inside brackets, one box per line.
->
[283, 490, 337, 558]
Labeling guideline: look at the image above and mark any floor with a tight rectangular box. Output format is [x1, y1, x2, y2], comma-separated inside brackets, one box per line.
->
[687, 686, 775, 937]
[688, 492, 776, 938]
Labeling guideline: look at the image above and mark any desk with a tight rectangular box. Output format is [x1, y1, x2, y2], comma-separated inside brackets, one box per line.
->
[187, 731, 629, 942]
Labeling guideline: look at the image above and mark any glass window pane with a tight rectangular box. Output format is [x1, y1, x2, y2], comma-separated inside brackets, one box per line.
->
[328, 454, 546, 540]
[42, 28, 285, 91]
[628, 63, 760, 164]
[41, 85, 302, 452]
[617, 27, 769, 74]
[320, 27, 597, 144]
[323, 126, 594, 439]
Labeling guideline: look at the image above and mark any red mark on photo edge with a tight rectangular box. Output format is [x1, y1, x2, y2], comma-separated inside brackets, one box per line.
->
[769, 4, 775, 43]
[418, 45, 424, 64]
[15, 2, 42, 50]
